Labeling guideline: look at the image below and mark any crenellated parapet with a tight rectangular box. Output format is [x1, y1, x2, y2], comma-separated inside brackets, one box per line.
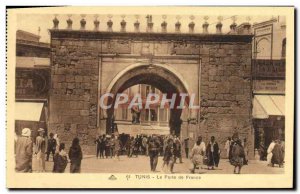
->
[51, 14, 253, 35]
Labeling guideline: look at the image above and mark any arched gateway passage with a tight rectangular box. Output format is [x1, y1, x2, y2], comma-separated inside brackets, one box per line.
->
[50, 27, 253, 155]
[103, 63, 191, 136]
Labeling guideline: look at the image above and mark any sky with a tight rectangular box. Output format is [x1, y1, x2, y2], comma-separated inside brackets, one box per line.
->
[16, 14, 275, 43]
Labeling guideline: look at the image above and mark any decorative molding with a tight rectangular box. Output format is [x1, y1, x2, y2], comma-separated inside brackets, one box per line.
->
[171, 41, 200, 55]
[101, 40, 131, 54]
[50, 30, 253, 43]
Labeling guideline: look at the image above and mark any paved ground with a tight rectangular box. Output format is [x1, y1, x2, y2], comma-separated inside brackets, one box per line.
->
[41, 155, 285, 174]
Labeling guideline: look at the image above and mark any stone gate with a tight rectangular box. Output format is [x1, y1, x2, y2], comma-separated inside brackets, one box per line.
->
[49, 18, 253, 156]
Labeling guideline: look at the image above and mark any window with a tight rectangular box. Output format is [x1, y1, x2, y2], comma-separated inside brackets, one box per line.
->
[159, 108, 168, 122]
[281, 38, 286, 58]
[150, 109, 157, 121]
[144, 108, 157, 121]
[145, 109, 150, 121]
[122, 108, 128, 120]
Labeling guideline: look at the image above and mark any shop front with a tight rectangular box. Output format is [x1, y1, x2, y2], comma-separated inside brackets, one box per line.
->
[252, 94, 285, 160]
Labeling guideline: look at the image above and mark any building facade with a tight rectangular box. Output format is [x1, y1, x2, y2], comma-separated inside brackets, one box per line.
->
[251, 17, 286, 159]
[15, 30, 51, 139]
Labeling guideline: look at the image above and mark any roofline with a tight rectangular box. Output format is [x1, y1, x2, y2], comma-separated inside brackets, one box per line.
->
[17, 29, 41, 39]
[252, 18, 277, 28]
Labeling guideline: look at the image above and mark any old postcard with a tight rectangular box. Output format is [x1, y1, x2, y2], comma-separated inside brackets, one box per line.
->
[6, 6, 294, 188]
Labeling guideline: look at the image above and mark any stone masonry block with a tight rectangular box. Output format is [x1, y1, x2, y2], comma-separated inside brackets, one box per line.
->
[80, 110, 90, 116]
[75, 76, 83, 82]
[66, 75, 75, 82]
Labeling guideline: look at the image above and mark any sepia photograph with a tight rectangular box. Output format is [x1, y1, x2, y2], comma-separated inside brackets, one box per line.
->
[6, 6, 294, 189]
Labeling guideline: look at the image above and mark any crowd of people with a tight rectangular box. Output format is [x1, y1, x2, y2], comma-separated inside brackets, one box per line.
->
[94, 134, 181, 157]
[14, 127, 284, 174]
[189, 134, 246, 174]
[15, 127, 82, 173]
[258, 136, 285, 167]
[93, 132, 250, 174]
[94, 134, 183, 173]
[266, 138, 285, 168]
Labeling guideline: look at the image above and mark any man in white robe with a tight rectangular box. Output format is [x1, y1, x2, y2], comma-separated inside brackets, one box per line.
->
[267, 140, 276, 166]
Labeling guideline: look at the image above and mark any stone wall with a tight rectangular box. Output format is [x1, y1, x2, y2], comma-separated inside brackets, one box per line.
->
[49, 39, 99, 154]
[49, 31, 253, 156]
[199, 43, 253, 158]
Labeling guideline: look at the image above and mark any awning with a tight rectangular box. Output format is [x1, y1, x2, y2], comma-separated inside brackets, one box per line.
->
[15, 102, 44, 121]
[252, 95, 285, 119]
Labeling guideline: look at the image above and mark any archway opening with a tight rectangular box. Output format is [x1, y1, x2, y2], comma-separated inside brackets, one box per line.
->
[106, 65, 190, 135]
[104, 64, 191, 136]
